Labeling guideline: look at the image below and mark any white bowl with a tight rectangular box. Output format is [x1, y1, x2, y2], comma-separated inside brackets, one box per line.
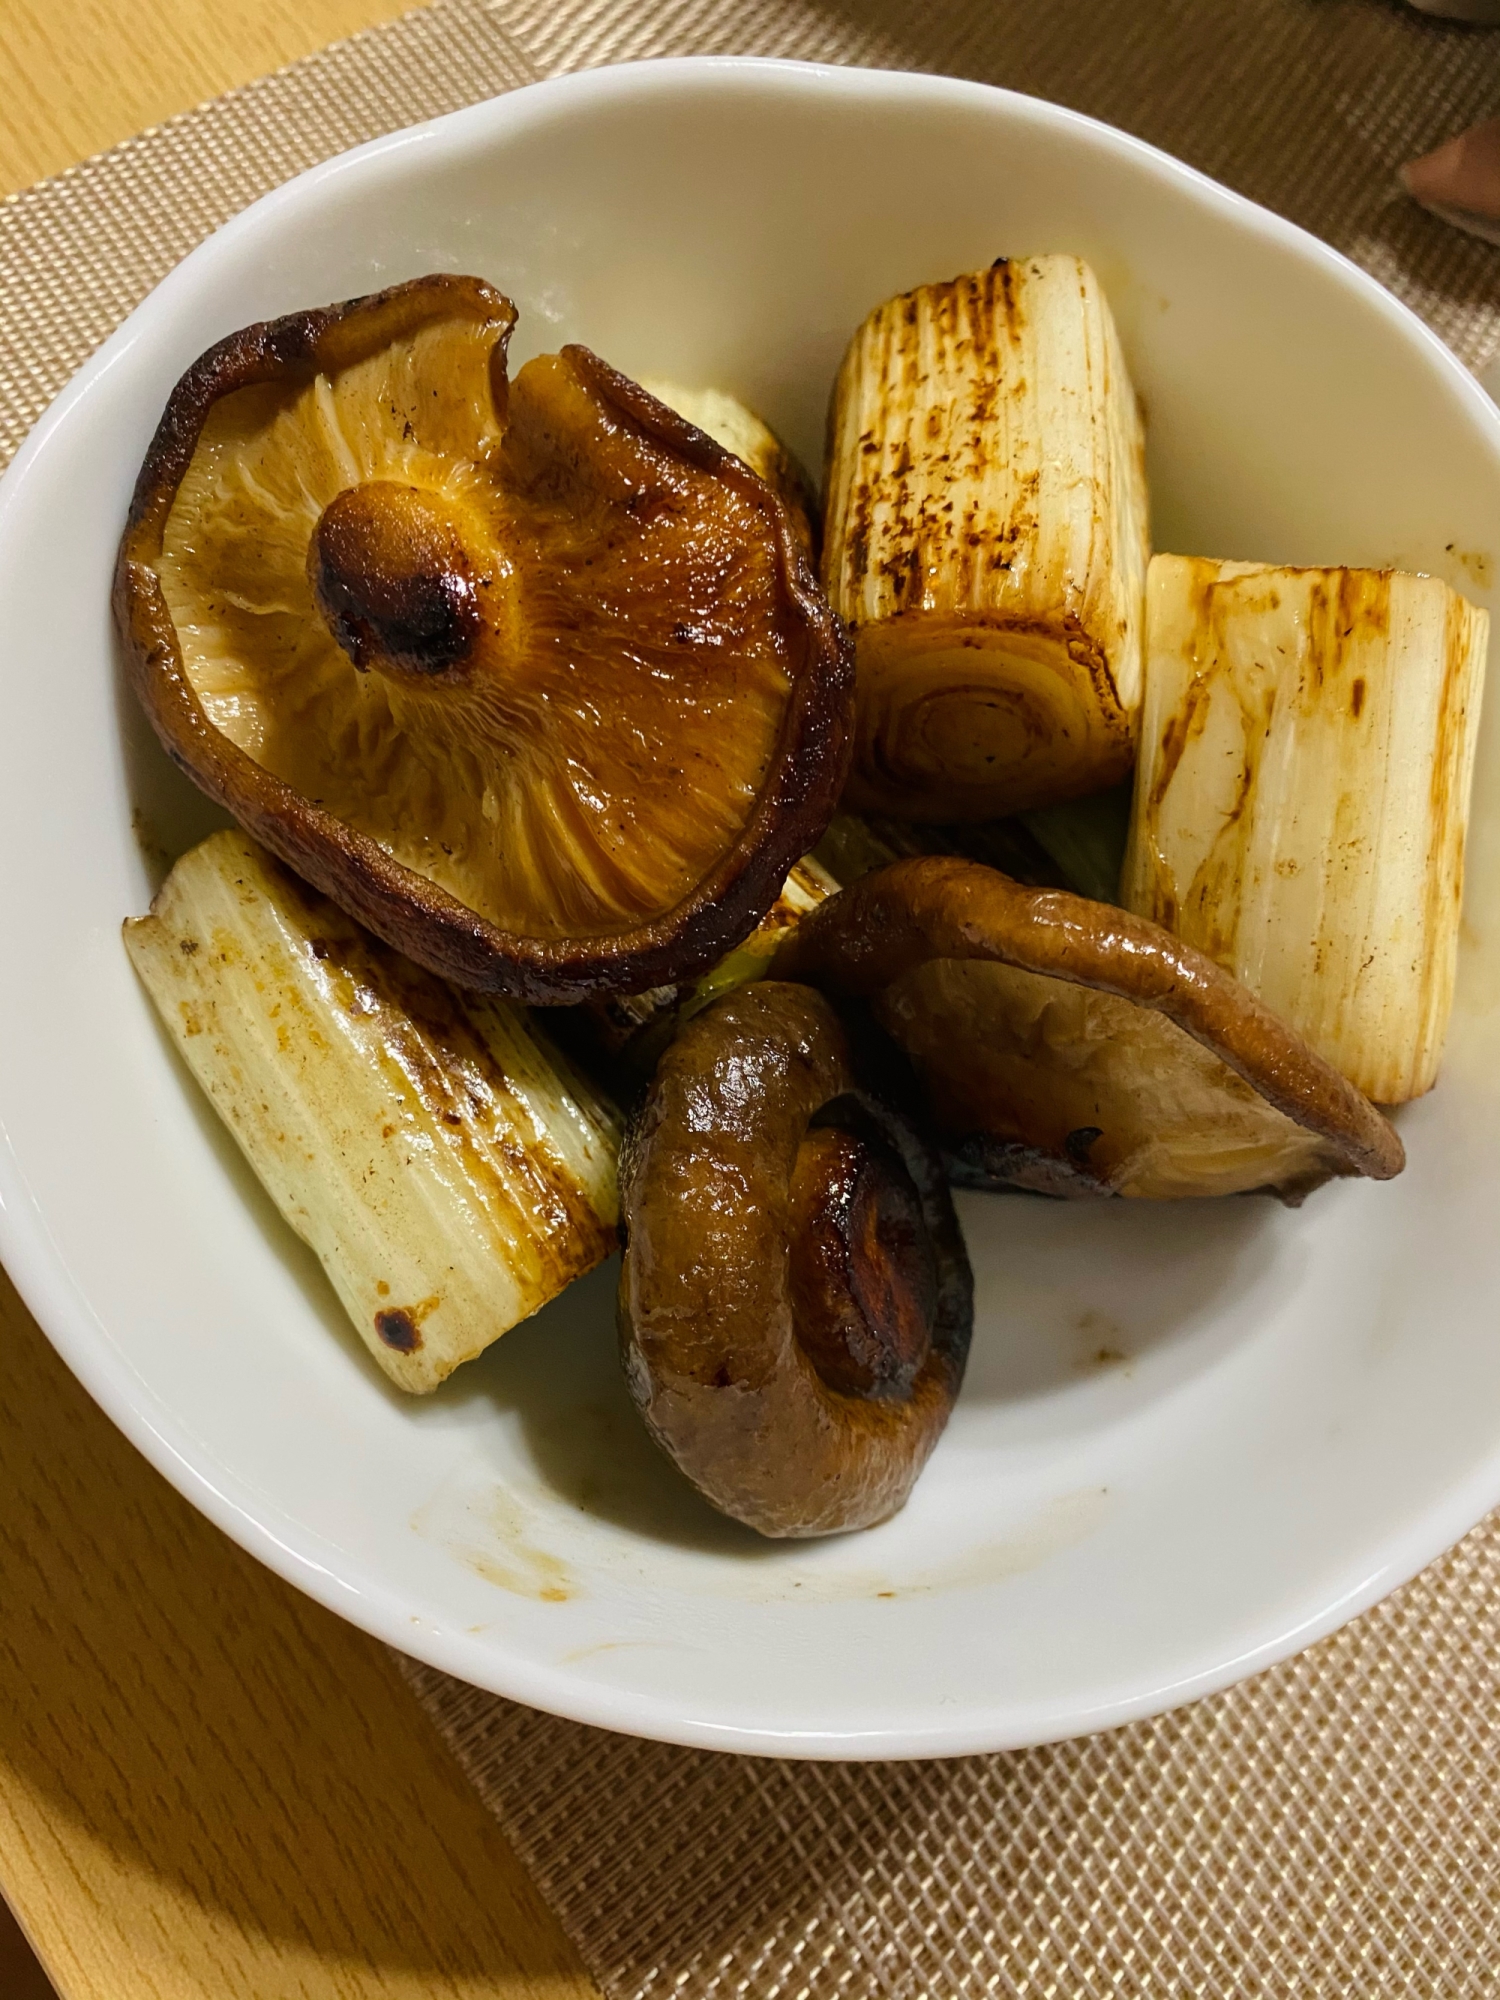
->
[3, 58, 1499, 1760]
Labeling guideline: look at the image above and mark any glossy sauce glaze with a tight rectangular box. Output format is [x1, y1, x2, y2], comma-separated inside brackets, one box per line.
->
[618, 981, 972, 1538]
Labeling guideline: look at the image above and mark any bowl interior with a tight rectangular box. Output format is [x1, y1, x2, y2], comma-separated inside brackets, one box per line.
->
[2, 60, 1499, 1756]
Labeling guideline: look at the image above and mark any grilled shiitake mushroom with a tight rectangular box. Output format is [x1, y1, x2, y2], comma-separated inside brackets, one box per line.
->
[562, 807, 1083, 1096]
[618, 982, 973, 1537]
[777, 858, 1404, 1202]
[116, 275, 851, 1003]
[639, 378, 818, 554]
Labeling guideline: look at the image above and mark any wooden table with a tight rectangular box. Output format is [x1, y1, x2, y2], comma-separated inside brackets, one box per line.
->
[0, 6, 601, 1994]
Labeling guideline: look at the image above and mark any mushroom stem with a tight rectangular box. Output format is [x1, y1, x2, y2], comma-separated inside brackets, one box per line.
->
[788, 1121, 936, 1400]
[310, 480, 480, 681]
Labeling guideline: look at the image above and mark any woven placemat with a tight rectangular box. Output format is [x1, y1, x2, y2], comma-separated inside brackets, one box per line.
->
[6, 1, 1500, 1993]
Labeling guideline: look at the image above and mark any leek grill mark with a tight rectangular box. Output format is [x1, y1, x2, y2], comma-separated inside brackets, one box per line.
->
[124, 829, 622, 1393]
[823, 255, 1149, 820]
[1122, 555, 1488, 1104]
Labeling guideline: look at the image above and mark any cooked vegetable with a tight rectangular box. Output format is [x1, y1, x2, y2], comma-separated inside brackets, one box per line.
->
[823, 255, 1150, 821]
[116, 274, 852, 1004]
[1122, 556, 1489, 1103]
[814, 808, 1069, 896]
[569, 853, 839, 1089]
[1018, 779, 1132, 906]
[619, 982, 972, 1537]
[776, 857, 1404, 1201]
[573, 798, 1079, 1091]
[125, 830, 621, 1393]
[639, 377, 817, 551]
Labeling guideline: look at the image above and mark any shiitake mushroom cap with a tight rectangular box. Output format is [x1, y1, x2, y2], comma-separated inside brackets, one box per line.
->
[115, 275, 853, 1003]
[775, 856, 1404, 1201]
[618, 981, 973, 1538]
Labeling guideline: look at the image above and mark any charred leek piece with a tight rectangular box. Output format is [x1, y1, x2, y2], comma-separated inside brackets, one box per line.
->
[824, 256, 1150, 821]
[125, 831, 621, 1393]
[1122, 556, 1489, 1104]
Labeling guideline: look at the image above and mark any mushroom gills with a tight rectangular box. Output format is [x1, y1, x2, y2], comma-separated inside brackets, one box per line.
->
[638, 378, 818, 553]
[822, 255, 1149, 821]
[1122, 556, 1489, 1104]
[775, 856, 1404, 1203]
[157, 332, 788, 938]
[619, 982, 972, 1538]
[123, 277, 851, 1000]
[124, 830, 621, 1393]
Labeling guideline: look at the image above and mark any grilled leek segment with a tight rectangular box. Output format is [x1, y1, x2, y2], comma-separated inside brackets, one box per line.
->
[823, 256, 1150, 821]
[125, 831, 621, 1393]
[639, 378, 817, 550]
[1122, 556, 1489, 1104]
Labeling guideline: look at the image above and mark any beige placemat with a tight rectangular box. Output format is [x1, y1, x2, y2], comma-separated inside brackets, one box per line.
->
[6, 2, 1500, 1993]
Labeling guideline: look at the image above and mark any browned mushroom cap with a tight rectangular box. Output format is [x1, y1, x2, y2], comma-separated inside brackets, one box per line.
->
[618, 981, 973, 1538]
[775, 857, 1404, 1201]
[115, 275, 852, 1004]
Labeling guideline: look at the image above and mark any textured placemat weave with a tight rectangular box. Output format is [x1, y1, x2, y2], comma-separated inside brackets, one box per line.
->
[6, 1, 1500, 1994]
[0, 0, 533, 468]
